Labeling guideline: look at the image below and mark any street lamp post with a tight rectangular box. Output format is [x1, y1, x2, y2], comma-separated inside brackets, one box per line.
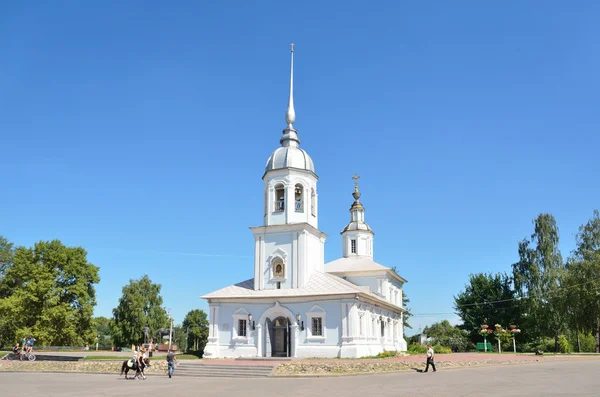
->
[185, 326, 189, 352]
[96, 335, 99, 352]
[166, 308, 174, 351]
[509, 325, 521, 353]
[480, 324, 489, 352]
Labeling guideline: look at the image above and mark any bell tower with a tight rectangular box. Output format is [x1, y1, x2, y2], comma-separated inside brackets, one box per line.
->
[341, 174, 374, 258]
[250, 45, 327, 291]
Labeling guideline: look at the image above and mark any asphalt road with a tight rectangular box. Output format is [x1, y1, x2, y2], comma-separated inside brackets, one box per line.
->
[1, 359, 597, 397]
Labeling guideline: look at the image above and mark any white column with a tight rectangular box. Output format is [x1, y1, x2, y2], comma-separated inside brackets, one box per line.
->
[254, 237, 260, 290]
[297, 231, 305, 288]
[291, 324, 298, 358]
[341, 303, 348, 339]
[256, 324, 263, 357]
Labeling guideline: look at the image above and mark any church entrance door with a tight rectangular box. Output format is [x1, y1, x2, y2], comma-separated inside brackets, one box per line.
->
[271, 317, 290, 357]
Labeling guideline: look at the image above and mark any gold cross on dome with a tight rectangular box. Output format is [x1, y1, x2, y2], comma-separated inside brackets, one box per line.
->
[352, 173, 360, 187]
[290, 43, 295, 52]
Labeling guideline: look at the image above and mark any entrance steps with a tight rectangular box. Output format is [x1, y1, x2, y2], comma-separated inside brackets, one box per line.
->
[176, 362, 275, 378]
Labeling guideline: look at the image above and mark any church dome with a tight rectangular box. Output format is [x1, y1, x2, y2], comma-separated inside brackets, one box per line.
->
[265, 146, 315, 173]
[342, 220, 372, 233]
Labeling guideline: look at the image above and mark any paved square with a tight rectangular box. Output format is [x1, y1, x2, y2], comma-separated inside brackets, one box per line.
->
[1, 360, 598, 396]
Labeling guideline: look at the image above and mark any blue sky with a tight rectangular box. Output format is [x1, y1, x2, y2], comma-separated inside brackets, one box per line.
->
[1, 1, 598, 335]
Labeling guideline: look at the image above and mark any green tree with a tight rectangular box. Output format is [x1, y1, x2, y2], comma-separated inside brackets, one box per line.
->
[0, 235, 14, 279]
[92, 316, 112, 350]
[423, 320, 470, 351]
[109, 275, 168, 347]
[454, 272, 522, 344]
[564, 210, 600, 352]
[512, 213, 566, 352]
[182, 309, 209, 352]
[402, 290, 412, 331]
[0, 239, 100, 347]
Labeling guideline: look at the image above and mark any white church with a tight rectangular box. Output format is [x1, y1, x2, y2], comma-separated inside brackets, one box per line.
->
[202, 46, 408, 359]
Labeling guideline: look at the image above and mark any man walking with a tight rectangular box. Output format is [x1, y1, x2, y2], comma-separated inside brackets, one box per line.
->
[424, 344, 436, 372]
[166, 349, 176, 378]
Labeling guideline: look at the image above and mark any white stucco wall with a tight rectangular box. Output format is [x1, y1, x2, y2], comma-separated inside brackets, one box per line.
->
[203, 298, 406, 359]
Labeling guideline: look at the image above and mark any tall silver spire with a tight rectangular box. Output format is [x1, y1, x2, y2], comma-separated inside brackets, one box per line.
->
[281, 43, 300, 148]
[285, 43, 296, 127]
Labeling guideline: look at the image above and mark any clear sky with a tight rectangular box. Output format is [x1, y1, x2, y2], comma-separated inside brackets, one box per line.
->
[1, 1, 599, 335]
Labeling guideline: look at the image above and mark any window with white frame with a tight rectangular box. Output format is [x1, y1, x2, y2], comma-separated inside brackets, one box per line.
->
[232, 308, 250, 341]
[351, 239, 357, 254]
[294, 184, 304, 212]
[238, 319, 247, 337]
[372, 316, 376, 337]
[311, 188, 316, 216]
[274, 184, 285, 212]
[359, 313, 365, 337]
[312, 317, 323, 336]
[306, 305, 326, 340]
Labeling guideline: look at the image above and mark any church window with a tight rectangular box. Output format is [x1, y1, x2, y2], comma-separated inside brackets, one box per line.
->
[238, 319, 247, 337]
[311, 188, 316, 216]
[306, 305, 326, 340]
[275, 184, 285, 212]
[277, 282, 281, 289]
[380, 320, 385, 338]
[294, 184, 304, 212]
[359, 314, 364, 337]
[311, 317, 323, 336]
[351, 239, 357, 254]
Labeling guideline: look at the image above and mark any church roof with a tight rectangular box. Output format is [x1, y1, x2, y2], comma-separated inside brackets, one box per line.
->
[325, 256, 407, 283]
[201, 272, 364, 299]
[265, 146, 315, 173]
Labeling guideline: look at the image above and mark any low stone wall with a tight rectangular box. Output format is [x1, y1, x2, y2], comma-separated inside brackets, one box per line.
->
[0, 360, 170, 375]
[274, 358, 563, 376]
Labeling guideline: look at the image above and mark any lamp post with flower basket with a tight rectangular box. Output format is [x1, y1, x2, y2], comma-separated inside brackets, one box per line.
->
[480, 324, 489, 352]
[494, 324, 508, 353]
[509, 325, 521, 353]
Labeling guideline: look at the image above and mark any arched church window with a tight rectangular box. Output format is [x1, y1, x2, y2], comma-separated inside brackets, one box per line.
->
[381, 319, 385, 338]
[351, 239, 357, 254]
[275, 184, 285, 212]
[311, 188, 316, 216]
[294, 184, 304, 212]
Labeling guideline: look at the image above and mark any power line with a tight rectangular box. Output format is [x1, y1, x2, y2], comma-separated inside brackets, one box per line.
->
[408, 276, 600, 317]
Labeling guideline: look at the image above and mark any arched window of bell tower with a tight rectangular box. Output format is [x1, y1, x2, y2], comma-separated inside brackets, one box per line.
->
[311, 188, 316, 216]
[294, 183, 304, 212]
[274, 184, 285, 212]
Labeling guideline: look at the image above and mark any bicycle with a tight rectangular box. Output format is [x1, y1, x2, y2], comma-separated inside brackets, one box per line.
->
[7, 351, 36, 361]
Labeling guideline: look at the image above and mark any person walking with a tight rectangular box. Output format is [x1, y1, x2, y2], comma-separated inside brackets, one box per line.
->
[166, 349, 176, 378]
[424, 344, 436, 372]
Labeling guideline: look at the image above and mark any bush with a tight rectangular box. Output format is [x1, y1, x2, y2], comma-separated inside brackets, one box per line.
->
[433, 344, 452, 354]
[578, 333, 597, 353]
[558, 334, 572, 353]
[374, 350, 397, 358]
[408, 344, 427, 354]
[407, 343, 451, 354]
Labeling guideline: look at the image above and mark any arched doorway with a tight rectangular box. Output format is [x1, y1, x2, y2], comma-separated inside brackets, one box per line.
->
[269, 316, 290, 357]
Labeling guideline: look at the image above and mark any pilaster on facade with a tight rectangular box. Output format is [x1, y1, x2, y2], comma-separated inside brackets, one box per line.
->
[255, 324, 262, 357]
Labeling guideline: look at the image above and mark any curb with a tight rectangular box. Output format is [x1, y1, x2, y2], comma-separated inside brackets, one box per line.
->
[273, 357, 599, 378]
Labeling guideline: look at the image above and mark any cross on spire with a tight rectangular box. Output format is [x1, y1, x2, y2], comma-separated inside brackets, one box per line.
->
[352, 173, 360, 188]
[290, 43, 295, 52]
